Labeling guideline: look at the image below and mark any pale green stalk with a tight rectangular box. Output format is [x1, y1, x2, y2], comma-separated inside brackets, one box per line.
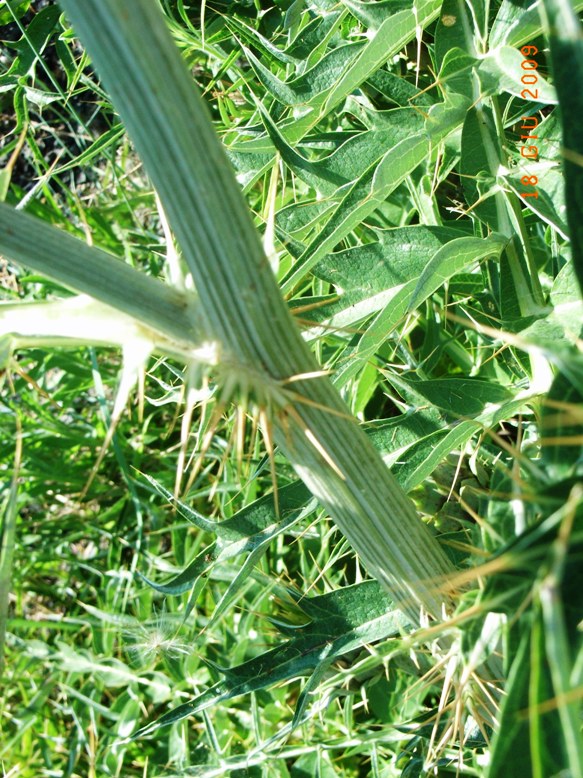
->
[0, 422, 21, 678]
[19, 0, 457, 624]
[0, 204, 204, 353]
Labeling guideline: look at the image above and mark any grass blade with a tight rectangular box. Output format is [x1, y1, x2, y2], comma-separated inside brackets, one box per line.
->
[0, 417, 21, 678]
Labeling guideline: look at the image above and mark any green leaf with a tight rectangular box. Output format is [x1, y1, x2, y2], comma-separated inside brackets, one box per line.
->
[286, 11, 345, 60]
[487, 495, 583, 778]
[434, 0, 479, 71]
[133, 580, 405, 737]
[490, 0, 540, 48]
[342, 0, 412, 29]
[3, 4, 61, 78]
[461, 106, 505, 232]
[479, 46, 557, 104]
[408, 234, 507, 311]
[325, 0, 441, 109]
[224, 16, 298, 66]
[260, 105, 425, 196]
[382, 379, 532, 492]
[394, 377, 513, 418]
[437, 47, 477, 101]
[0, 169, 11, 203]
[281, 133, 430, 293]
[317, 227, 470, 319]
[541, 369, 583, 481]
[225, 147, 274, 191]
[489, 0, 583, 49]
[140, 478, 314, 596]
[334, 228, 503, 386]
[0, 431, 19, 676]
[487, 632, 535, 777]
[424, 91, 473, 140]
[549, 260, 583, 341]
[244, 42, 366, 107]
[277, 199, 337, 245]
[365, 69, 434, 108]
[224, 0, 441, 152]
[392, 421, 481, 493]
[0, 0, 31, 26]
[291, 751, 338, 778]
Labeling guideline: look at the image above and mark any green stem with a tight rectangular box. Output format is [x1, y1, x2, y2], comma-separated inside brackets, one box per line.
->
[0, 204, 205, 353]
[53, 0, 456, 623]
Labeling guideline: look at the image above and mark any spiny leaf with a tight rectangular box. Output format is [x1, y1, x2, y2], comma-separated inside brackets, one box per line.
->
[322, 0, 442, 116]
[260, 104, 425, 196]
[393, 377, 513, 418]
[281, 133, 431, 293]
[342, 0, 413, 30]
[285, 11, 345, 60]
[244, 42, 366, 107]
[326, 233, 503, 386]
[407, 235, 507, 311]
[140, 478, 315, 595]
[133, 580, 405, 737]
[490, 0, 583, 49]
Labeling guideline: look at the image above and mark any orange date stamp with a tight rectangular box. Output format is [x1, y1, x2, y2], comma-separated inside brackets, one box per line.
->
[518, 44, 541, 200]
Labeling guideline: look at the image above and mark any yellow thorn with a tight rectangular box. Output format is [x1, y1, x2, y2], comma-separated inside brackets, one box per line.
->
[304, 427, 346, 481]
[259, 407, 280, 519]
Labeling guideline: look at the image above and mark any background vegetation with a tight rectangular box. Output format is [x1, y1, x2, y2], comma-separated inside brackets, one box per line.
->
[1, 0, 582, 776]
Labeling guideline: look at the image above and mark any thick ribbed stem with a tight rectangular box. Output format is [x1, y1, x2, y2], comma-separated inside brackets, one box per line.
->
[37, 0, 457, 624]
